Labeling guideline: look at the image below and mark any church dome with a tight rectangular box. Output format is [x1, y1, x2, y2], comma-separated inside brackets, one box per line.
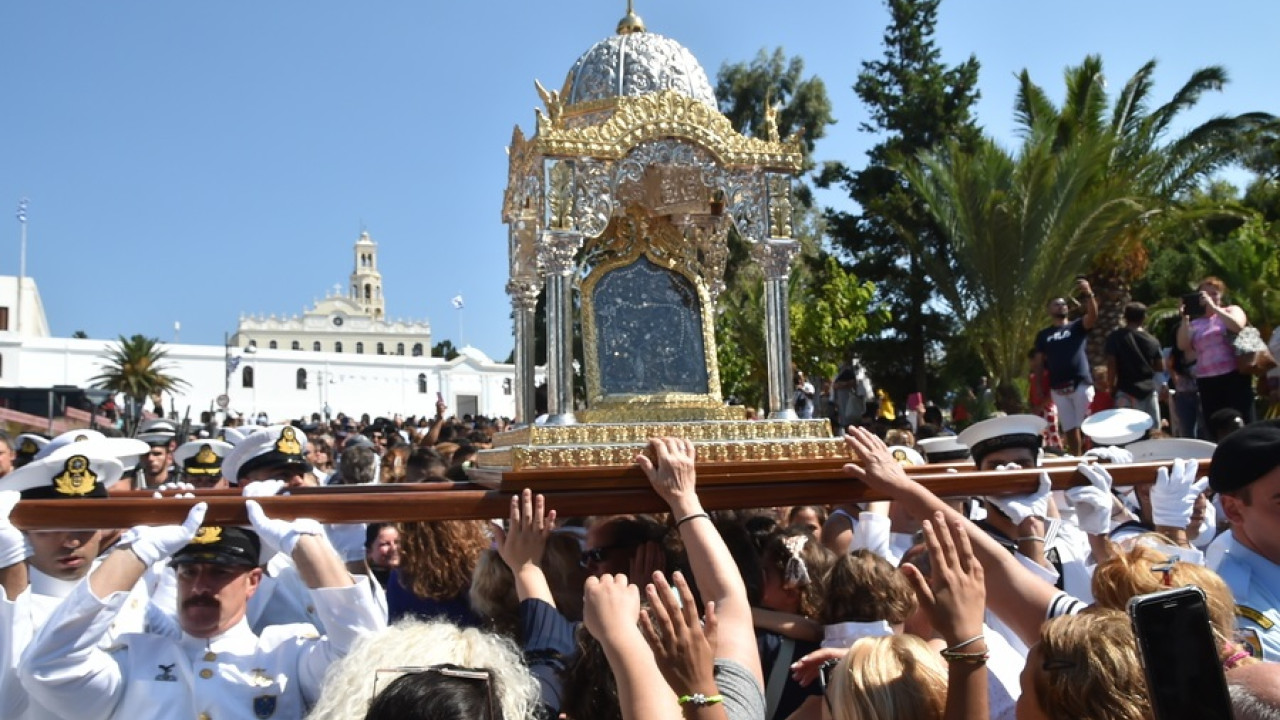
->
[563, 30, 717, 108]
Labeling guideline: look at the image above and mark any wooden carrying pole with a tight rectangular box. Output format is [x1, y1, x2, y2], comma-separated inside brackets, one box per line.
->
[9, 460, 1200, 530]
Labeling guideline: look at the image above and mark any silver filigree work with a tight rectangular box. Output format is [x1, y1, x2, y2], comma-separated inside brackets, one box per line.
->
[564, 32, 717, 108]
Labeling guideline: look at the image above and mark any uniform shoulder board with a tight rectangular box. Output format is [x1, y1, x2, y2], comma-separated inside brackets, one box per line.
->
[1236, 604, 1275, 630]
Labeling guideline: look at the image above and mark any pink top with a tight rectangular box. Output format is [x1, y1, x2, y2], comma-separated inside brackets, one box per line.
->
[1190, 311, 1238, 378]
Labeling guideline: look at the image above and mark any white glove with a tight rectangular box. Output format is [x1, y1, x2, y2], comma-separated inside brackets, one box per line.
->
[325, 523, 368, 563]
[0, 491, 28, 568]
[1150, 459, 1210, 529]
[245, 500, 323, 557]
[985, 466, 1052, 524]
[1083, 446, 1133, 465]
[120, 502, 207, 567]
[1069, 463, 1114, 535]
[241, 479, 287, 498]
[156, 482, 196, 493]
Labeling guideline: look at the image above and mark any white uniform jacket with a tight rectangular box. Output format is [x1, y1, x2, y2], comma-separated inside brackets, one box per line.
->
[2, 566, 155, 720]
[19, 574, 384, 720]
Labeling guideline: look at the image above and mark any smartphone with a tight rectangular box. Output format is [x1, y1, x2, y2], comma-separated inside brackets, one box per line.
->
[1183, 291, 1205, 319]
[1128, 586, 1233, 720]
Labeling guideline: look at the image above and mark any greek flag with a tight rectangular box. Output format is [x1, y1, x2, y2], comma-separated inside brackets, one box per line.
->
[451, 295, 464, 309]
[16, 198, 28, 224]
[226, 355, 241, 375]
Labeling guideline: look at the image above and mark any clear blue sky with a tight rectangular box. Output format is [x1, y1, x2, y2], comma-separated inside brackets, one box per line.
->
[4, 1, 1276, 361]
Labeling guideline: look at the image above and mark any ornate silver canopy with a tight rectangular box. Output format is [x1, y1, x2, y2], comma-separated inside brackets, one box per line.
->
[564, 32, 717, 108]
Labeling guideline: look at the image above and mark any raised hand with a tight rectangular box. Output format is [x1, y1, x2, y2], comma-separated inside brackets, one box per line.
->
[841, 426, 914, 495]
[639, 571, 719, 699]
[984, 469, 1052, 524]
[636, 437, 699, 514]
[494, 488, 555, 573]
[1069, 463, 1115, 535]
[583, 572, 642, 646]
[241, 479, 287, 498]
[121, 502, 208, 567]
[901, 511, 986, 646]
[1150, 458, 1209, 529]
[245, 499, 323, 557]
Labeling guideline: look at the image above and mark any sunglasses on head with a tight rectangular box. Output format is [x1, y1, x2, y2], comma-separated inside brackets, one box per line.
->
[372, 665, 499, 719]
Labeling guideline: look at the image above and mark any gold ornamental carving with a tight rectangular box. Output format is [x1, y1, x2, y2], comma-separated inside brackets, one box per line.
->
[534, 91, 804, 171]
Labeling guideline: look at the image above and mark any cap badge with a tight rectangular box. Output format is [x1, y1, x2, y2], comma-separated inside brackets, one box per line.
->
[19, 439, 39, 454]
[195, 445, 219, 465]
[74, 434, 89, 442]
[53, 455, 98, 496]
[191, 526, 223, 545]
[275, 427, 302, 455]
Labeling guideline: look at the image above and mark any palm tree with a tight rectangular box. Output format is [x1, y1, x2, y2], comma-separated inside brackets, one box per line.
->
[1013, 56, 1273, 362]
[900, 121, 1147, 407]
[90, 334, 188, 435]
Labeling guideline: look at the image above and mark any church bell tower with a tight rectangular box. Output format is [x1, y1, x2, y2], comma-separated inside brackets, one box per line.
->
[350, 230, 385, 319]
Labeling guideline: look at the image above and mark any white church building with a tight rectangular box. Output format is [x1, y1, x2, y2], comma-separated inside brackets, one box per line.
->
[0, 232, 525, 424]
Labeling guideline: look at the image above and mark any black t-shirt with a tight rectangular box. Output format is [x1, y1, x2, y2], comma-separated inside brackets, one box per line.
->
[1104, 326, 1163, 398]
[1035, 318, 1092, 387]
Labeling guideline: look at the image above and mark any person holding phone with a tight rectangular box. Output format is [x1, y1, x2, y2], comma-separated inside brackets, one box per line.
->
[1176, 276, 1253, 424]
[1208, 420, 1280, 662]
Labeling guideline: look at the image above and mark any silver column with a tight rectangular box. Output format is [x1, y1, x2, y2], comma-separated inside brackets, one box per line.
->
[506, 277, 541, 425]
[755, 239, 800, 420]
[540, 230, 581, 425]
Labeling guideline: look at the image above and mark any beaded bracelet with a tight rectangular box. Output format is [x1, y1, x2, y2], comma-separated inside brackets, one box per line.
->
[678, 693, 724, 707]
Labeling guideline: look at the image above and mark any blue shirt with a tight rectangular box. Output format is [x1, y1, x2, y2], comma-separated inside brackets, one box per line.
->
[1035, 318, 1093, 387]
[1211, 533, 1280, 661]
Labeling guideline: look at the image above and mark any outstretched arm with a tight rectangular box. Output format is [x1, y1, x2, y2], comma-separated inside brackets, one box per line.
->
[637, 437, 764, 688]
[842, 428, 1062, 647]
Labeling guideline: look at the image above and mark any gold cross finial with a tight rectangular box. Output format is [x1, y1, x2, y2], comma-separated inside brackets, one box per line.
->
[617, 0, 646, 34]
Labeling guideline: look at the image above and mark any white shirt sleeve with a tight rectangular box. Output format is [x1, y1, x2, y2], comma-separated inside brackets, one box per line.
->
[19, 580, 129, 720]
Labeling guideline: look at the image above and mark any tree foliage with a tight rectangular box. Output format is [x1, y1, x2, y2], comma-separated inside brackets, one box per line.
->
[432, 339, 460, 361]
[819, 0, 981, 402]
[90, 335, 188, 432]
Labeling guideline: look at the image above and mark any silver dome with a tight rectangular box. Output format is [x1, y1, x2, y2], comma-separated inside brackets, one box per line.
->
[564, 32, 717, 108]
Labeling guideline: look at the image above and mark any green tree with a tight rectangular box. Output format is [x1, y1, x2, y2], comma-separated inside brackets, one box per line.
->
[1196, 216, 1280, 334]
[432, 339, 460, 361]
[89, 334, 188, 434]
[715, 49, 853, 408]
[819, 0, 981, 404]
[900, 124, 1146, 407]
[1012, 56, 1272, 362]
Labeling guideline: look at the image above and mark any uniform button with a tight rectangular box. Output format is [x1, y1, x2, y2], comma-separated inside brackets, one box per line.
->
[199, 669, 214, 679]
[204, 651, 217, 662]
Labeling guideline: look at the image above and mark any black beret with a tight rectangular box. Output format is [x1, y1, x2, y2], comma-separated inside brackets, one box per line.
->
[1209, 420, 1280, 494]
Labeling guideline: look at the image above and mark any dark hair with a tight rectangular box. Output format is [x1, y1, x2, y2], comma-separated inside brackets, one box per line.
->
[1122, 302, 1147, 325]
[1209, 408, 1246, 442]
[820, 549, 917, 626]
[364, 666, 500, 720]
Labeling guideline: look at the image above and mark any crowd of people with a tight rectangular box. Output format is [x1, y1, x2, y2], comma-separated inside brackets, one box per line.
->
[0, 394, 1279, 719]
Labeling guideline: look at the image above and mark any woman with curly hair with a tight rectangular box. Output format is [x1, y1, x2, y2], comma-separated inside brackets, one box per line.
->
[1017, 609, 1151, 720]
[389, 519, 491, 627]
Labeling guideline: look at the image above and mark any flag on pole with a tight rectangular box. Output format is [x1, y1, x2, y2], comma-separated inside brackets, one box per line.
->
[16, 198, 28, 224]
[451, 294, 464, 309]
[226, 355, 242, 376]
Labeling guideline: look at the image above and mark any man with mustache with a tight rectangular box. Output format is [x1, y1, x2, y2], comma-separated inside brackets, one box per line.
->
[18, 499, 385, 719]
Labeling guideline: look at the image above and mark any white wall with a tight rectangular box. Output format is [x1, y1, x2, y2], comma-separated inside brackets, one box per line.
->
[0, 336, 523, 422]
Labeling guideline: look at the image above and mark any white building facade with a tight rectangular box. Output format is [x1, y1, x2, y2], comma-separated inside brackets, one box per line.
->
[0, 230, 529, 422]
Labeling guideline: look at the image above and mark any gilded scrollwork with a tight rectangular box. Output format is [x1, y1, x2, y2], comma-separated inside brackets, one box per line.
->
[545, 160, 574, 231]
[767, 174, 793, 239]
[571, 158, 615, 238]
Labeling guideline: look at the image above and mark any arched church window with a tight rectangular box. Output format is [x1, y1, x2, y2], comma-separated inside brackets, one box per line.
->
[412, 343, 424, 357]
[356, 342, 364, 354]
[396, 343, 405, 356]
[242, 366, 254, 388]
[313, 341, 321, 352]
[296, 369, 307, 390]
[365, 284, 372, 301]
[291, 341, 301, 351]
[417, 373, 428, 394]
[376, 342, 385, 355]
[268, 340, 278, 350]
[335, 342, 343, 353]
